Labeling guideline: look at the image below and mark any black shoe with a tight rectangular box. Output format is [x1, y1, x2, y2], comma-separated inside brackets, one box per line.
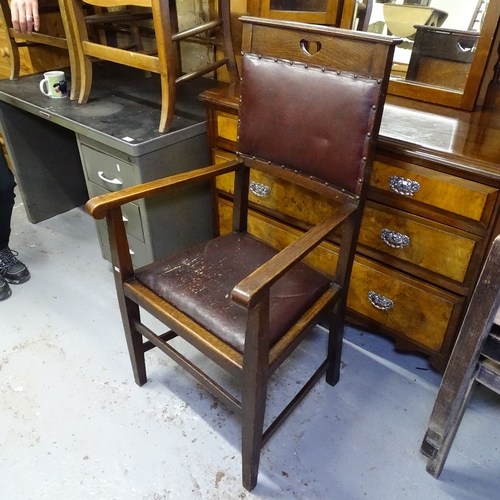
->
[0, 247, 30, 284]
[0, 275, 12, 301]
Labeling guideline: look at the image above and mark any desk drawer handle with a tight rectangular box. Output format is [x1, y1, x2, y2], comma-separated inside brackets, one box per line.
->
[249, 181, 271, 198]
[368, 291, 394, 311]
[98, 171, 123, 185]
[389, 175, 420, 196]
[381, 228, 410, 249]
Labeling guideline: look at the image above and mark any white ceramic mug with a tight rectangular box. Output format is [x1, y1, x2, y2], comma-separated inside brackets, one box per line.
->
[39, 71, 68, 98]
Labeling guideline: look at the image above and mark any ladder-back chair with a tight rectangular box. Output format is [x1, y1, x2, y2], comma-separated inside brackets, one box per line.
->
[62, 0, 238, 132]
[86, 16, 399, 491]
[421, 233, 500, 478]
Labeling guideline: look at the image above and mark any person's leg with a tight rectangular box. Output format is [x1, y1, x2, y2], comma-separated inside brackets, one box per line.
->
[0, 148, 30, 291]
[0, 146, 15, 249]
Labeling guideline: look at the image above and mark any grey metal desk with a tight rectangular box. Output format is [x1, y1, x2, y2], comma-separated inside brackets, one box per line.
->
[0, 64, 215, 267]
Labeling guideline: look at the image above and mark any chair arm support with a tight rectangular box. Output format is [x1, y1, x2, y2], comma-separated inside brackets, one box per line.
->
[85, 160, 242, 220]
[231, 203, 358, 308]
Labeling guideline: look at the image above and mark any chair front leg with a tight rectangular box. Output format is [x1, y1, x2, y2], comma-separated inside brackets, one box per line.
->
[107, 207, 147, 386]
[326, 217, 358, 386]
[241, 292, 270, 491]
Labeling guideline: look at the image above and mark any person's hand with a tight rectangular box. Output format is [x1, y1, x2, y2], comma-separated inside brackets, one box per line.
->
[10, 0, 40, 34]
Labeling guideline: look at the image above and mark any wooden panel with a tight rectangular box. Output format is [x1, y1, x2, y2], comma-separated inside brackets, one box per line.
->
[413, 59, 471, 92]
[218, 197, 460, 354]
[370, 156, 498, 225]
[216, 111, 238, 143]
[241, 17, 397, 81]
[359, 201, 479, 283]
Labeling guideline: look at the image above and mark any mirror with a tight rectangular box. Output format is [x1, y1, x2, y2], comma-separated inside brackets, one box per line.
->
[353, 0, 500, 110]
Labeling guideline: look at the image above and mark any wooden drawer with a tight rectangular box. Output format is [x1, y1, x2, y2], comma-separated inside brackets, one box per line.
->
[347, 256, 461, 354]
[215, 111, 238, 142]
[80, 144, 137, 191]
[215, 150, 343, 227]
[370, 156, 498, 226]
[359, 201, 480, 283]
[215, 110, 238, 145]
[218, 197, 461, 355]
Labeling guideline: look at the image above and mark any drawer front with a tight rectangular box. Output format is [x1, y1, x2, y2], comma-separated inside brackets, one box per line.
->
[218, 197, 460, 354]
[80, 144, 137, 191]
[347, 257, 459, 353]
[360, 201, 479, 283]
[99, 231, 150, 269]
[215, 156, 343, 228]
[371, 157, 498, 225]
[87, 181, 145, 243]
[215, 110, 238, 145]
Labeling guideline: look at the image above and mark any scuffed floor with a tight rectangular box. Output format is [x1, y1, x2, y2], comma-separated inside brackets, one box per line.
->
[1, 197, 499, 500]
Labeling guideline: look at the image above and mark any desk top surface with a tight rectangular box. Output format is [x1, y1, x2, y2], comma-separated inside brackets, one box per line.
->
[0, 64, 215, 156]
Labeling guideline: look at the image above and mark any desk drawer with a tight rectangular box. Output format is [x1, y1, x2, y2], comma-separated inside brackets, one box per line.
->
[80, 144, 137, 191]
[99, 232, 149, 269]
[87, 181, 145, 243]
[218, 197, 460, 354]
[371, 156, 498, 226]
[360, 201, 479, 283]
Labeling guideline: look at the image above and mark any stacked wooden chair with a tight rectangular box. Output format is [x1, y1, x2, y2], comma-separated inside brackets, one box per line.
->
[421, 234, 500, 478]
[85, 16, 399, 491]
[0, 0, 78, 99]
[61, 0, 239, 132]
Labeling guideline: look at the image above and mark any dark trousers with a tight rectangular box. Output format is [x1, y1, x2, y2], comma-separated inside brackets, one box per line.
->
[0, 147, 15, 249]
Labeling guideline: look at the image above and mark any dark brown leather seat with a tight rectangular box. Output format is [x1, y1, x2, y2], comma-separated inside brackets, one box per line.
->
[86, 16, 400, 491]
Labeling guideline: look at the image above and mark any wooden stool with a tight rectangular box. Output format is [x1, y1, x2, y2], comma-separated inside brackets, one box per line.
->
[420, 234, 500, 478]
[61, 0, 239, 133]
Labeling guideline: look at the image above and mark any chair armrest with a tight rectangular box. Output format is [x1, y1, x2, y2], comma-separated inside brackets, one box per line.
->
[85, 160, 242, 220]
[231, 202, 357, 308]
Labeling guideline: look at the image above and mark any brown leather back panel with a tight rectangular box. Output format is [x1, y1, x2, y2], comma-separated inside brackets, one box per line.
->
[237, 54, 381, 196]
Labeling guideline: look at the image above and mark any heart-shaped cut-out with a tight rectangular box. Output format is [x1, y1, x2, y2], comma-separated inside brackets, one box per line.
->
[300, 39, 322, 56]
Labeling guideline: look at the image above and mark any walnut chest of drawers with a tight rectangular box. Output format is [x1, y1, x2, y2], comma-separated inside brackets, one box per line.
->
[200, 84, 500, 370]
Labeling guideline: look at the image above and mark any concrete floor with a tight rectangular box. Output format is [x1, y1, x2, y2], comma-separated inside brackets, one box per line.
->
[1, 195, 499, 500]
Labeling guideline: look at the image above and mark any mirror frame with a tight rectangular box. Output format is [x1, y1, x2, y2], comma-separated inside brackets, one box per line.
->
[340, 0, 500, 110]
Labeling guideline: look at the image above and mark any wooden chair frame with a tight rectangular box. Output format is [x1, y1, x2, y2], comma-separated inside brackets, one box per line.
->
[421, 233, 500, 478]
[62, 0, 238, 132]
[86, 17, 399, 491]
[0, 0, 79, 100]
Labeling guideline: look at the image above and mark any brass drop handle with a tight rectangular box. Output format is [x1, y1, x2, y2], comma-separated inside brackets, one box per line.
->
[368, 291, 394, 311]
[389, 175, 420, 196]
[249, 181, 271, 198]
[380, 228, 410, 249]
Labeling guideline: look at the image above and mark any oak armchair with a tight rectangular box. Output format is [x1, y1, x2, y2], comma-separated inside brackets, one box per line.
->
[86, 17, 399, 491]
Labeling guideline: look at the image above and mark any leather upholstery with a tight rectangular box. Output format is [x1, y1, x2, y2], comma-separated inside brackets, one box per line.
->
[238, 54, 381, 196]
[136, 232, 330, 354]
